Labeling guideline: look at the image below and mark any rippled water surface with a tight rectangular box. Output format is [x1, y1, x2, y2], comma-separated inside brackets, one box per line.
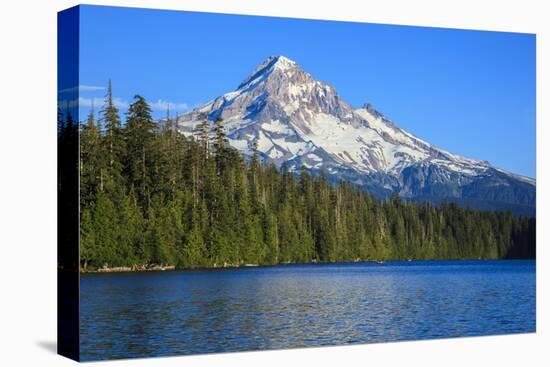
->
[80, 260, 535, 361]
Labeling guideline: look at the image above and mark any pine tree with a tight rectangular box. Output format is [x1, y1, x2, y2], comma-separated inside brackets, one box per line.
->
[101, 80, 125, 190]
[194, 113, 210, 161]
[212, 116, 227, 155]
[80, 208, 95, 270]
[118, 189, 144, 266]
[92, 192, 120, 267]
[124, 95, 156, 208]
[80, 102, 104, 205]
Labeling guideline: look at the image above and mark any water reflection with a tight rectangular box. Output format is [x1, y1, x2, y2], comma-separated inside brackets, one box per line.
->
[80, 260, 535, 361]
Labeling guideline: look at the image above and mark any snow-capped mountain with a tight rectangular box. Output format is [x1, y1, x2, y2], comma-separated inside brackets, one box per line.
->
[177, 56, 535, 215]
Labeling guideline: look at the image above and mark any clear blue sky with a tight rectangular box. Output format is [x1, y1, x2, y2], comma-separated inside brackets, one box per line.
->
[76, 5, 536, 178]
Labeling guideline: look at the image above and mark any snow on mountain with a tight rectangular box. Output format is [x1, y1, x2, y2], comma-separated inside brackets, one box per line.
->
[176, 55, 535, 214]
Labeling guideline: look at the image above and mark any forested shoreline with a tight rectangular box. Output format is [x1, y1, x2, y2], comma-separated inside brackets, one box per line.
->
[66, 83, 535, 272]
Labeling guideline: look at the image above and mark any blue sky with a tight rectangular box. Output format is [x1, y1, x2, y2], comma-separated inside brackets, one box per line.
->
[75, 5, 536, 178]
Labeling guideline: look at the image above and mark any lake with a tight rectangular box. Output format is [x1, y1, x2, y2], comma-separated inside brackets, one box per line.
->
[79, 260, 535, 361]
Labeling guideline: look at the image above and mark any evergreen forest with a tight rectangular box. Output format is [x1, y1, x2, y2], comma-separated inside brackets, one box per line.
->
[61, 83, 535, 271]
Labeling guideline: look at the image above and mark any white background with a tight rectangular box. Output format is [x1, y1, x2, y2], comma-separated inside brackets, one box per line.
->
[0, 0, 548, 365]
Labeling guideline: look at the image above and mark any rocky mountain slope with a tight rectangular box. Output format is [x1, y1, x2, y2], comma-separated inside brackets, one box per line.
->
[176, 56, 535, 215]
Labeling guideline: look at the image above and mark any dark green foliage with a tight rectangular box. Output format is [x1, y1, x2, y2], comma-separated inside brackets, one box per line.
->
[100, 80, 125, 192]
[76, 92, 536, 270]
[124, 95, 156, 208]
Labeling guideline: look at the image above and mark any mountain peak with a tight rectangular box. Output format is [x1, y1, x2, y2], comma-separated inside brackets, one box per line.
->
[177, 56, 535, 214]
[270, 55, 297, 67]
[237, 55, 299, 89]
[261, 55, 298, 69]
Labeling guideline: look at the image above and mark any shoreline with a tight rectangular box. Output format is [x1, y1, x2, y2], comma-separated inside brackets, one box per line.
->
[80, 262, 261, 274]
[79, 258, 535, 274]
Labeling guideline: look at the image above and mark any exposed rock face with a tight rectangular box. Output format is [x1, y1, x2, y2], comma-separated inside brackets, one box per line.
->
[176, 56, 535, 215]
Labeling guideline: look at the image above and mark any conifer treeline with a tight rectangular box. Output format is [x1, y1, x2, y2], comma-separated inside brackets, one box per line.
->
[74, 84, 535, 270]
